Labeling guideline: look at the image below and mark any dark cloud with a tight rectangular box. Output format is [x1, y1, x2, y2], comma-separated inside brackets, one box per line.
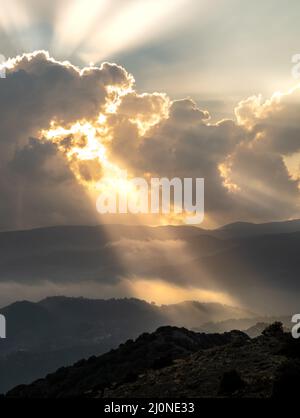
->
[0, 138, 96, 230]
[0, 51, 133, 230]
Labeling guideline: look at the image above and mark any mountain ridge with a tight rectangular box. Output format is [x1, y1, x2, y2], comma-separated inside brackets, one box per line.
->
[6, 322, 300, 398]
[6, 325, 250, 398]
[0, 296, 257, 394]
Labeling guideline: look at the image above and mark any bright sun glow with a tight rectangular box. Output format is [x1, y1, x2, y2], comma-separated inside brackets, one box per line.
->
[41, 118, 137, 202]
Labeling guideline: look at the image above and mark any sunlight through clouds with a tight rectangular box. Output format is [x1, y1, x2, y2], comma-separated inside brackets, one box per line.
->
[126, 277, 237, 306]
[1, 3, 300, 317]
[77, 0, 192, 64]
[52, 0, 112, 57]
[0, 1, 29, 32]
[50, 0, 193, 63]
[0, 0, 30, 49]
[0, 0, 194, 63]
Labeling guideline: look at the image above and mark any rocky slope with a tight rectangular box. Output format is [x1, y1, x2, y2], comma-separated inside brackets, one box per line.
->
[102, 323, 300, 398]
[7, 322, 300, 398]
[0, 296, 254, 394]
[6, 326, 248, 398]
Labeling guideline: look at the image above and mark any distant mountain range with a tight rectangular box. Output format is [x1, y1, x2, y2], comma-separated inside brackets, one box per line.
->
[216, 219, 300, 238]
[0, 219, 300, 313]
[0, 218, 299, 393]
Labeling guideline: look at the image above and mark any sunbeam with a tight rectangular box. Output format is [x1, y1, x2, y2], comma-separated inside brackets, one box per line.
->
[49, 0, 194, 63]
[51, 0, 112, 57]
[0, 0, 30, 50]
[76, 0, 192, 64]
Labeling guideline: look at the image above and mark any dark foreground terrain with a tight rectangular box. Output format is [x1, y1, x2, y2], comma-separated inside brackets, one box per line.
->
[0, 296, 258, 393]
[6, 322, 300, 398]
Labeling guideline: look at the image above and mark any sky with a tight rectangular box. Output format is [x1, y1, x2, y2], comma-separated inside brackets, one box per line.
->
[1, 0, 300, 113]
[0, 0, 299, 231]
[0, 1, 300, 310]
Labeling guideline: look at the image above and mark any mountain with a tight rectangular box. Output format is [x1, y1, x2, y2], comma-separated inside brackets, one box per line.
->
[216, 219, 300, 238]
[7, 323, 300, 398]
[0, 219, 299, 392]
[6, 326, 249, 398]
[196, 231, 300, 313]
[1, 221, 300, 313]
[0, 225, 221, 283]
[198, 316, 292, 336]
[161, 301, 255, 329]
[0, 296, 254, 394]
[143, 231, 300, 313]
[0, 296, 254, 355]
[101, 323, 300, 399]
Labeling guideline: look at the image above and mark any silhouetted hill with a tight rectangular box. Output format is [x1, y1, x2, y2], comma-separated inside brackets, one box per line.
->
[6, 326, 249, 398]
[0, 297, 162, 356]
[7, 323, 300, 398]
[217, 219, 300, 238]
[0, 296, 254, 393]
[0, 220, 299, 392]
[101, 324, 294, 398]
[198, 316, 291, 336]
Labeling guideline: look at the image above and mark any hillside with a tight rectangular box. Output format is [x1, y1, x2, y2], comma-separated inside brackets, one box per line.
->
[102, 324, 298, 398]
[7, 323, 300, 398]
[6, 326, 249, 398]
[0, 296, 254, 393]
[0, 219, 299, 392]
[1, 222, 300, 313]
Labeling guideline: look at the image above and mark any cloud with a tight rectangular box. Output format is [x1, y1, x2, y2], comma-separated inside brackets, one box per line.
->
[235, 88, 300, 155]
[0, 51, 133, 230]
[1, 51, 132, 156]
[0, 51, 300, 231]
[222, 87, 300, 221]
[0, 138, 97, 229]
[119, 91, 300, 225]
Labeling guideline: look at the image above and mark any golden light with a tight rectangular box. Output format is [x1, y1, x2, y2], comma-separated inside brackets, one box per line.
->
[40, 115, 143, 217]
[0, 0, 194, 66]
[52, 0, 111, 57]
[219, 160, 241, 193]
[284, 153, 300, 183]
[126, 278, 237, 306]
[75, 0, 193, 64]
